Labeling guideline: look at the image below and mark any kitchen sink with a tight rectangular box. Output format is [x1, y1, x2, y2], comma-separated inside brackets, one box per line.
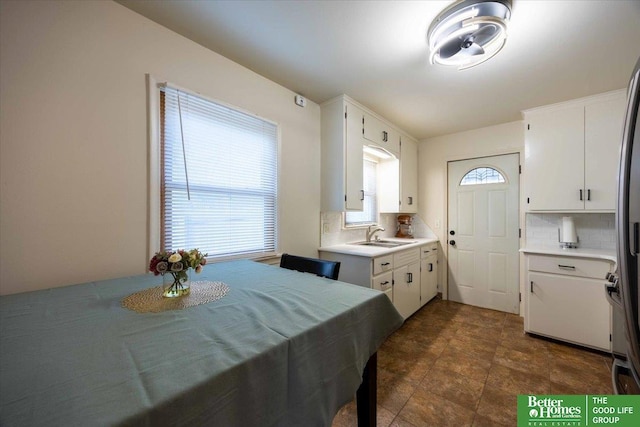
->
[351, 240, 416, 248]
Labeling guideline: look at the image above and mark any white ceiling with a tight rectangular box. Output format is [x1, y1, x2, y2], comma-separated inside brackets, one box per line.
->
[117, 0, 640, 139]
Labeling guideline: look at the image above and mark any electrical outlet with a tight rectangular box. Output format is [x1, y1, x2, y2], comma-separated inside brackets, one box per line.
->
[435, 219, 441, 229]
[322, 223, 330, 234]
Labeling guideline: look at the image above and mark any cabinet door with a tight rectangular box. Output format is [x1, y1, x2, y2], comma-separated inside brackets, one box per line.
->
[585, 95, 626, 210]
[420, 256, 437, 306]
[526, 272, 610, 351]
[362, 111, 399, 155]
[393, 262, 421, 319]
[345, 102, 364, 210]
[525, 105, 585, 210]
[400, 136, 418, 213]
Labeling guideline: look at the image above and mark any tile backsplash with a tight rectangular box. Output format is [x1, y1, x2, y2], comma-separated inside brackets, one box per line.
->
[525, 213, 616, 250]
[320, 212, 436, 247]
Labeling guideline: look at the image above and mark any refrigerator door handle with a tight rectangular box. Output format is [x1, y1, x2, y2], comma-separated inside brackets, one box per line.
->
[604, 281, 623, 310]
[612, 358, 627, 395]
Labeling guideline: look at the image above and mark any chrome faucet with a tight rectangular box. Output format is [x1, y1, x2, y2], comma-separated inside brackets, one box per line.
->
[366, 225, 385, 242]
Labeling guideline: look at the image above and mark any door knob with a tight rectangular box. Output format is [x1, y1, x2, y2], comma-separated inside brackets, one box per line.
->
[449, 230, 455, 235]
[449, 240, 456, 246]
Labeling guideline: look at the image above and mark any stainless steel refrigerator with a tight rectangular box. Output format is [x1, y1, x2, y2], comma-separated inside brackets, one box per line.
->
[607, 56, 640, 394]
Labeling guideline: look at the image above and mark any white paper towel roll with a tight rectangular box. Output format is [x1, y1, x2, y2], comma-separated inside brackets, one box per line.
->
[561, 216, 577, 243]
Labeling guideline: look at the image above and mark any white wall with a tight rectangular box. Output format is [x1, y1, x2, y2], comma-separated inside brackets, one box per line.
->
[0, 1, 321, 295]
[418, 121, 525, 304]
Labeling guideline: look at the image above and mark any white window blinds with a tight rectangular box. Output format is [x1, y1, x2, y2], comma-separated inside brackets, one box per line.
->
[160, 86, 278, 258]
[345, 159, 378, 226]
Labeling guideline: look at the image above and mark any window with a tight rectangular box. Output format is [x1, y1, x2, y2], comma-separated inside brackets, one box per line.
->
[460, 167, 506, 186]
[345, 159, 378, 226]
[158, 85, 278, 259]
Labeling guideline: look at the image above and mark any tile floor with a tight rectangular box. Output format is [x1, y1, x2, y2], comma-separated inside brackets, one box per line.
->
[332, 297, 613, 427]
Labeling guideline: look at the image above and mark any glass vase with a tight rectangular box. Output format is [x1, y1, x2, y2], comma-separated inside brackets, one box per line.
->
[162, 270, 190, 298]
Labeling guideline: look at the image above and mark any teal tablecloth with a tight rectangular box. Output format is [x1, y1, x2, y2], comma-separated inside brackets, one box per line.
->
[0, 260, 403, 426]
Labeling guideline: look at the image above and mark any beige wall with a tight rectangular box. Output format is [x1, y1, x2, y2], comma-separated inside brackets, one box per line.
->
[0, 1, 321, 295]
[418, 121, 525, 305]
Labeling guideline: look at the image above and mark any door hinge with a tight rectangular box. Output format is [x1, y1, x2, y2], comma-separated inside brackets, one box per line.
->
[527, 124, 530, 130]
[345, 111, 347, 119]
[519, 292, 521, 302]
[610, 334, 612, 342]
[527, 197, 530, 204]
[344, 194, 347, 202]
[519, 165, 522, 174]
[519, 228, 522, 238]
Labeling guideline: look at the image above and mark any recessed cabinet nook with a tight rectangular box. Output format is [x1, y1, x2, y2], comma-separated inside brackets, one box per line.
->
[321, 95, 418, 214]
[523, 89, 626, 211]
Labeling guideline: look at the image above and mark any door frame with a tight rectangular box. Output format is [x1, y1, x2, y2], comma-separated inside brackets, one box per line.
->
[443, 151, 524, 314]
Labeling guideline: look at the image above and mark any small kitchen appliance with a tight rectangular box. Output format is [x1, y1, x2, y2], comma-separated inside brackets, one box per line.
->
[395, 215, 414, 238]
[606, 55, 640, 394]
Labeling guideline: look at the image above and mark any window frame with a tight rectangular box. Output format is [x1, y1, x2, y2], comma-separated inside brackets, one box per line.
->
[147, 75, 280, 263]
[459, 166, 507, 186]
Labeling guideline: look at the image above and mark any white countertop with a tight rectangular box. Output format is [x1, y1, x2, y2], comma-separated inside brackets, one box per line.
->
[319, 237, 439, 257]
[520, 245, 617, 263]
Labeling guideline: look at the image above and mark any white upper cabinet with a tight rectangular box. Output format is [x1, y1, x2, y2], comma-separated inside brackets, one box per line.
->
[362, 110, 400, 156]
[378, 133, 419, 213]
[524, 90, 626, 211]
[323, 95, 418, 214]
[321, 96, 363, 211]
[584, 96, 627, 210]
[525, 104, 585, 210]
[400, 135, 418, 213]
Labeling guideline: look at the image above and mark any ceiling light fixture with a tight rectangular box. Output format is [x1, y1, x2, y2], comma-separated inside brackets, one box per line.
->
[428, 0, 512, 71]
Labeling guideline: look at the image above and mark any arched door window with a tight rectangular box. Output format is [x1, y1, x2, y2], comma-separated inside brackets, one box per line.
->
[459, 167, 506, 186]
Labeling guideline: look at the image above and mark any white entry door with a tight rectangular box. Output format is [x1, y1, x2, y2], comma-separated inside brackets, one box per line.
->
[447, 154, 519, 313]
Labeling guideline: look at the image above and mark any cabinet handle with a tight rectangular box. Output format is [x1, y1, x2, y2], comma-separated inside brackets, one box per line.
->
[579, 189, 583, 201]
[428, 263, 433, 272]
[587, 189, 591, 201]
[382, 130, 388, 142]
[558, 264, 576, 270]
[360, 190, 365, 201]
[530, 281, 533, 293]
[380, 281, 389, 286]
[380, 262, 390, 267]
[407, 272, 413, 283]
[407, 196, 413, 205]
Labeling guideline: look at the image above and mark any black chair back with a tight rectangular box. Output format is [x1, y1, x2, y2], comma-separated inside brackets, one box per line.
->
[279, 253, 341, 280]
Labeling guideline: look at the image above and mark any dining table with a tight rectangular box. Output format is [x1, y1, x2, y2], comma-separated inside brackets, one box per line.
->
[0, 259, 403, 426]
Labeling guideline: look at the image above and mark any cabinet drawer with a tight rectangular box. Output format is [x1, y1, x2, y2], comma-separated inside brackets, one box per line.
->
[394, 248, 420, 267]
[420, 243, 438, 259]
[527, 254, 613, 279]
[373, 254, 393, 275]
[372, 271, 393, 293]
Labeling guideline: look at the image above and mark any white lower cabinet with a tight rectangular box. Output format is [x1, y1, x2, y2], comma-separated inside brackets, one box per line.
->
[524, 254, 614, 351]
[393, 249, 421, 319]
[420, 243, 438, 307]
[320, 242, 439, 319]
